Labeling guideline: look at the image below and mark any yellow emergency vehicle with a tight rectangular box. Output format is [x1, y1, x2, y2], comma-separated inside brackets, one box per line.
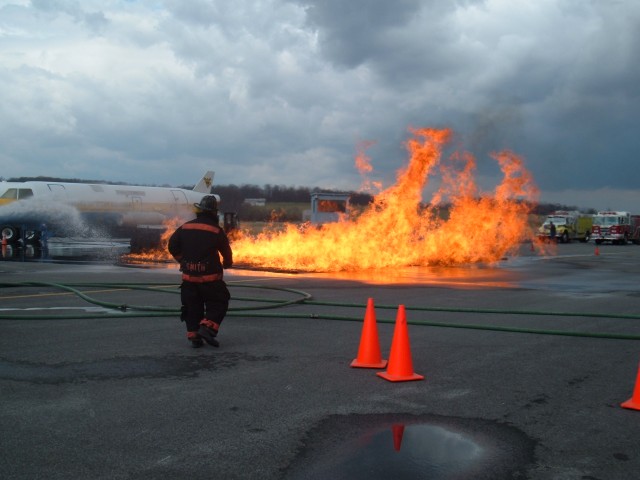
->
[537, 211, 593, 243]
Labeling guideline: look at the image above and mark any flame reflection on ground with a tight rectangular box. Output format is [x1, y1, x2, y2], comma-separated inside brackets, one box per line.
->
[302, 264, 520, 288]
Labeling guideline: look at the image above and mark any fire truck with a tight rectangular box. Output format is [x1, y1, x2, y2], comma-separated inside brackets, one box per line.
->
[537, 211, 593, 243]
[592, 211, 640, 245]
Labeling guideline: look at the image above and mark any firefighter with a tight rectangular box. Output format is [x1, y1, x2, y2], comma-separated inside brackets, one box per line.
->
[549, 221, 556, 242]
[168, 195, 233, 348]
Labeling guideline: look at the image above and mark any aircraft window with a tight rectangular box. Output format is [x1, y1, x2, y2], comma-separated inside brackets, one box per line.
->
[18, 189, 34, 199]
[1, 188, 18, 199]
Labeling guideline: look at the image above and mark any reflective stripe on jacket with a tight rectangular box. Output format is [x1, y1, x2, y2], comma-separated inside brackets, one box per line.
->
[167, 214, 233, 282]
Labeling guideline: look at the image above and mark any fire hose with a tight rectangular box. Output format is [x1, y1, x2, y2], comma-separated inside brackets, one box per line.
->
[1, 281, 640, 341]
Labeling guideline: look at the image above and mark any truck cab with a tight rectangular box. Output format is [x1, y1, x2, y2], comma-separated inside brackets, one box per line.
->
[592, 211, 640, 245]
[537, 211, 592, 243]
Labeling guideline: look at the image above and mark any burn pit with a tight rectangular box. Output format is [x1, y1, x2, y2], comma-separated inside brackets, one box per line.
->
[121, 128, 539, 273]
[229, 128, 538, 272]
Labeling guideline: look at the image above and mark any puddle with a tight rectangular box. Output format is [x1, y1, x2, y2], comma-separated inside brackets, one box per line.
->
[283, 414, 535, 480]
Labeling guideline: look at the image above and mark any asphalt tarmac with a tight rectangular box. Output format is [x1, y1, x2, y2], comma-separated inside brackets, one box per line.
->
[2, 241, 640, 479]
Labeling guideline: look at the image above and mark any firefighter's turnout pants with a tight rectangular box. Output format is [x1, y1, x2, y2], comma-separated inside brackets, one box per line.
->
[180, 279, 231, 333]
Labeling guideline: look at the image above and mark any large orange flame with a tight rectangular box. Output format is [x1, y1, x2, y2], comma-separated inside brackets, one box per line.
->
[120, 218, 182, 264]
[231, 127, 539, 272]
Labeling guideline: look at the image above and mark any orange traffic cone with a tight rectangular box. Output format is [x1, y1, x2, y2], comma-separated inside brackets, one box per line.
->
[594, 245, 600, 256]
[377, 305, 424, 382]
[621, 361, 640, 410]
[1, 234, 6, 246]
[392, 424, 405, 451]
[351, 298, 387, 368]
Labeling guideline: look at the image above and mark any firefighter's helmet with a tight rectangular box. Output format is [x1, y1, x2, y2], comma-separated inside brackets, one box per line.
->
[194, 195, 218, 212]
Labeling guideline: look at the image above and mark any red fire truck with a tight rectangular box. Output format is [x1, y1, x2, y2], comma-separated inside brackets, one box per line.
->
[592, 211, 640, 245]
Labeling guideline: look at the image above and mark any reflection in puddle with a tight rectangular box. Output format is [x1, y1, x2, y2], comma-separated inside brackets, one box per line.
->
[297, 423, 483, 479]
[284, 414, 534, 480]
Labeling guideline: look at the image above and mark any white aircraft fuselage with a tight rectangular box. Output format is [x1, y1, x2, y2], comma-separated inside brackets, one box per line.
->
[0, 171, 217, 242]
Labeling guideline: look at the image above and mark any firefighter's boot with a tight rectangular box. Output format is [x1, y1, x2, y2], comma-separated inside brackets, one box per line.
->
[198, 319, 220, 347]
[187, 331, 203, 348]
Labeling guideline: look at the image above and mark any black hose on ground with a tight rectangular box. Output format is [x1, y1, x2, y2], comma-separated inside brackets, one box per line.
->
[1, 281, 639, 340]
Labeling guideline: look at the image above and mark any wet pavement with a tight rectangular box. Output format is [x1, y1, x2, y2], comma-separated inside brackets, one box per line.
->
[0, 237, 131, 263]
[1, 241, 640, 479]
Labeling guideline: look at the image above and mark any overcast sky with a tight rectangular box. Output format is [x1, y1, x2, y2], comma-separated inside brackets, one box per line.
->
[1, 0, 639, 211]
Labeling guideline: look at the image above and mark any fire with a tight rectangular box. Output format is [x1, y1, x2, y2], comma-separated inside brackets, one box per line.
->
[122, 127, 539, 271]
[231, 127, 539, 272]
[121, 218, 181, 263]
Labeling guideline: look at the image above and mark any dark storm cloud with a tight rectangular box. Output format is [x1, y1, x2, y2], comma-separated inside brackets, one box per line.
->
[292, 0, 480, 87]
[293, 0, 425, 67]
